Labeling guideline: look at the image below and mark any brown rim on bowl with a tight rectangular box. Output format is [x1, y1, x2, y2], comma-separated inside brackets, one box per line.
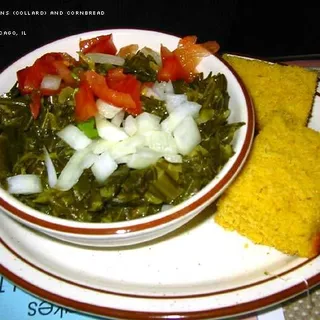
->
[0, 54, 255, 235]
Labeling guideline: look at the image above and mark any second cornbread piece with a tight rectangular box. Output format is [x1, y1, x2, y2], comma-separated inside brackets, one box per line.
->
[214, 116, 320, 258]
[222, 54, 318, 130]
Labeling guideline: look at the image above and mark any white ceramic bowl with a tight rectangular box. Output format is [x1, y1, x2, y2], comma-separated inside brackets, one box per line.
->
[0, 29, 255, 247]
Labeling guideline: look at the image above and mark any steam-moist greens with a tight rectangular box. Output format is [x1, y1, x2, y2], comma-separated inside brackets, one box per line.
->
[0, 39, 244, 223]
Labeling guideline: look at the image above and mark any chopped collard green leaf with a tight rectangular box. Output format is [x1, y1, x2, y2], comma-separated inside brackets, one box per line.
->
[123, 51, 159, 82]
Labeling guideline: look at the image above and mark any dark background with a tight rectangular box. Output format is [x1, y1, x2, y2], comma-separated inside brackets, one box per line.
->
[1, 0, 320, 71]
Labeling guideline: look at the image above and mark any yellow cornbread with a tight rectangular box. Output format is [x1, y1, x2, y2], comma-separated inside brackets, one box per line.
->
[222, 54, 318, 130]
[214, 116, 320, 258]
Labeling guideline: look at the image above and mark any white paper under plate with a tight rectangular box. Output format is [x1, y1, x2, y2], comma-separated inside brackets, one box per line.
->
[1, 66, 319, 320]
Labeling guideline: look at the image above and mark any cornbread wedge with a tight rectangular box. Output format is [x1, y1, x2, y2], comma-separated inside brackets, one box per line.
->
[214, 116, 320, 258]
[222, 54, 318, 130]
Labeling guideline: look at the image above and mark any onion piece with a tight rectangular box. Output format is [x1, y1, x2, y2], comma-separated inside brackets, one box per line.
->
[85, 53, 125, 66]
[97, 99, 122, 119]
[40, 74, 61, 91]
[164, 154, 183, 163]
[95, 115, 128, 142]
[123, 115, 137, 136]
[57, 124, 92, 150]
[7, 174, 43, 195]
[126, 147, 162, 169]
[109, 135, 145, 159]
[173, 116, 201, 155]
[145, 131, 178, 154]
[91, 151, 118, 184]
[161, 101, 201, 133]
[43, 146, 57, 188]
[111, 110, 125, 127]
[55, 148, 92, 191]
[135, 112, 161, 134]
[161, 204, 174, 211]
[164, 94, 188, 113]
[91, 139, 116, 155]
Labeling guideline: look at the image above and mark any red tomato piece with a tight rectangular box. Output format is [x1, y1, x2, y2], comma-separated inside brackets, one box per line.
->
[106, 68, 142, 115]
[79, 34, 117, 55]
[17, 52, 76, 94]
[74, 81, 98, 122]
[16, 52, 77, 118]
[17, 66, 42, 94]
[157, 45, 187, 82]
[157, 36, 213, 82]
[105, 67, 127, 87]
[29, 90, 42, 119]
[83, 70, 141, 115]
[52, 60, 76, 86]
[174, 36, 211, 81]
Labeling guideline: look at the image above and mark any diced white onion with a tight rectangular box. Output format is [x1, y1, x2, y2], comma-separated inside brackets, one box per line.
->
[85, 53, 125, 66]
[111, 110, 125, 127]
[95, 115, 128, 142]
[135, 112, 161, 134]
[161, 101, 201, 133]
[173, 116, 201, 155]
[164, 154, 183, 163]
[91, 139, 116, 155]
[152, 82, 167, 100]
[161, 204, 174, 211]
[82, 153, 99, 169]
[91, 151, 118, 183]
[109, 135, 145, 159]
[145, 131, 177, 154]
[126, 147, 162, 169]
[141, 87, 161, 99]
[114, 154, 132, 164]
[164, 81, 174, 94]
[40, 74, 61, 91]
[123, 115, 137, 136]
[55, 148, 92, 191]
[43, 146, 57, 188]
[97, 99, 122, 119]
[164, 94, 188, 113]
[7, 174, 43, 195]
[57, 124, 92, 150]
[152, 81, 174, 99]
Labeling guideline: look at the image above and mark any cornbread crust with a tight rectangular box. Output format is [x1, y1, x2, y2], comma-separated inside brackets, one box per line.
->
[214, 116, 320, 258]
[222, 54, 318, 131]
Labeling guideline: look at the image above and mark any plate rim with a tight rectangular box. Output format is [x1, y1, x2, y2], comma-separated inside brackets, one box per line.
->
[1, 246, 319, 320]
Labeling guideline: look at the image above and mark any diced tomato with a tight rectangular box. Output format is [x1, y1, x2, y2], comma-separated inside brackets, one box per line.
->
[79, 34, 117, 55]
[106, 68, 142, 115]
[157, 45, 187, 82]
[157, 36, 213, 82]
[52, 60, 76, 86]
[105, 67, 127, 87]
[200, 41, 220, 55]
[17, 52, 76, 94]
[74, 81, 98, 122]
[117, 44, 139, 58]
[29, 91, 42, 119]
[16, 52, 77, 118]
[83, 70, 141, 115]
[17, 66, 42, 94]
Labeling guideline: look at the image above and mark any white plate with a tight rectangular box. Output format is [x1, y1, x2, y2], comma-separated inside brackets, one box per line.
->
[1, 45, 320, 319]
